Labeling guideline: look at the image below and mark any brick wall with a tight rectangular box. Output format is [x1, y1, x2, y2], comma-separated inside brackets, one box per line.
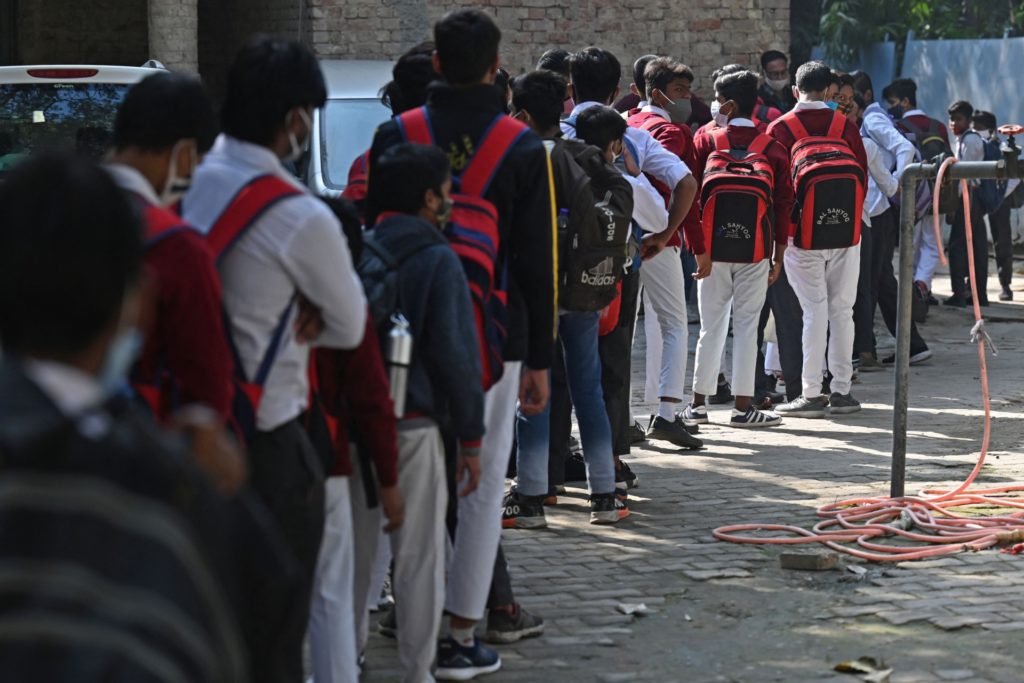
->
[17, 0, 148, 66]
[309, 0, 791, 98]
[149, 0, 198, 72]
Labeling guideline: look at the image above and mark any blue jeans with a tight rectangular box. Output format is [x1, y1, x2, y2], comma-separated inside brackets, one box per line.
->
[516, 311, 615, 496]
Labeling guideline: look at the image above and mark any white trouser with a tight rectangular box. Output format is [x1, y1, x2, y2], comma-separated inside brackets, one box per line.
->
[692, 260, 769, 399]
[765, 342, 781, 374]
[308, 477, 358, 683]
[351, 421, 447, 683]
[349, 453, 389, 658]
[785, 243, 861, 398]
[913, 213, 942, 288]
[445, 361, 521, 621]
[638, 246, 689, 402]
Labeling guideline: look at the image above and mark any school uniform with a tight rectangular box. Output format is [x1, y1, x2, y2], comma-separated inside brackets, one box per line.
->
[949, 129, 988, 299]
[690, 119, 794, 398]
[902, 109, 954, 290]
[183, 134, 368, 682]
[767, 104, 868, 399]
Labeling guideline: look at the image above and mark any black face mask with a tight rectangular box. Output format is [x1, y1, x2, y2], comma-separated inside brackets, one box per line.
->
[888, 104, 904, 119]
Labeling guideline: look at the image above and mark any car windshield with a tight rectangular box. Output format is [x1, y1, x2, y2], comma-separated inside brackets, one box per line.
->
[0, 82, 130, 169]
[321, 98, 392, 190]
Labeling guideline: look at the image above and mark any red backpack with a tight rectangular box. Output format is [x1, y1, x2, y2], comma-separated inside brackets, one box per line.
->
[341, 150, 370, 202]
[203, 175, 303, 441]
[395, 107, 528, 390]
[780, 111, 865, 250]
[699, 129, 776, 263]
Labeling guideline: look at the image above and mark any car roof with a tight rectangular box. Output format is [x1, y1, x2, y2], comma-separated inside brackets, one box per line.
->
[0, 65, 164, 85]
[319, 60, 394, 99]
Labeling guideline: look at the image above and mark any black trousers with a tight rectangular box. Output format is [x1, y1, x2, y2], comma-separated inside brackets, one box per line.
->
[247, 418, 326, 683]
[599, 269, 641, 457]
[852, 224, 875, 355]
[548, 342, 572, 488]
[988, 199, 1015, 287]
[487, 543, 515, 608]
[765, 266, 805, 402]
[870, 208, 929, 355]
[948, 189, 989, 298]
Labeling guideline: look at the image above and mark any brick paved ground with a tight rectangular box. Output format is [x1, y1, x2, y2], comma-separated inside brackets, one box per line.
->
[362, 262, 1024, 683]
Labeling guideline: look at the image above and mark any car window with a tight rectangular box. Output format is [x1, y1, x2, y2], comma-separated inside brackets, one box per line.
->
[0, 82, 131, 167]
[321, 98, 391, 190]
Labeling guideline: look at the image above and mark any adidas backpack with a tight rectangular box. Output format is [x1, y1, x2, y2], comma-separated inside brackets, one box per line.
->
[548, 138, 633, 311]
[699, 129, 776, 263]
[396, 107, 529, 390]
[781, 111, 865, 250]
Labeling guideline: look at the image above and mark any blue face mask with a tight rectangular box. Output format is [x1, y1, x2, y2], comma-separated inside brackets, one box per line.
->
[826, 101, 840, 111]
[98, 327, 142, 397]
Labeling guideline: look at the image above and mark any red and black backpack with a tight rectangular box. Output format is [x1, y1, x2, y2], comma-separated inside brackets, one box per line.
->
[395, 107, 528, 390]
[699, 129, 776, 263]
[780, 111, 865, 250]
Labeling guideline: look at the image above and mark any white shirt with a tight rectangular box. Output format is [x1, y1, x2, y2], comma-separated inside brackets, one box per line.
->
[562, 101, 691, 191]
[861, 102, 916, 182]
[729, 118, 756, 129]
[793, 100, 830, 112]
[105, 163, 161, 205]
[956, 130, 986, 188]
[23, 360, 103, 416]
[183, 135, 366, 431]
[624, 173, 669, 235]
[863, 136, 898, 219]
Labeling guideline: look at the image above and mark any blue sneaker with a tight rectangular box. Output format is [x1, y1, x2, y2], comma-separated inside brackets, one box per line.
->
[435, 636, 502, 680]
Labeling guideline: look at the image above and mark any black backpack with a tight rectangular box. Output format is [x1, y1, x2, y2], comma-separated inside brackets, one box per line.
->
[970, 131, 1007, 215]
[0, 411, 247, 683]
[548, 138, 634, 312]
[896, 116, 959, 215]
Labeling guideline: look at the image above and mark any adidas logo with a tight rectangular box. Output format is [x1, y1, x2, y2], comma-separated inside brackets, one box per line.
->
[580, 258, 616, 286]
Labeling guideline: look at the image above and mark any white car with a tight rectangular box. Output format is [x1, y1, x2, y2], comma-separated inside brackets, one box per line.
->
[307, 60, 394, 197]
[0, 63, 165, 171]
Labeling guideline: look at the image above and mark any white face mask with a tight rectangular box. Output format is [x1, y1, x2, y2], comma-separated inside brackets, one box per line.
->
[977, 129, 994, 141]
[159, 139, 196, 207]
[284, 108, 313, 163]
[710, 100, 730, 128]
[766, 76, 790, 92]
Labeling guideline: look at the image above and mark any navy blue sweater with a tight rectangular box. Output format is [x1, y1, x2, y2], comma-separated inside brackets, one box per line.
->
[370, 214, 485, 446]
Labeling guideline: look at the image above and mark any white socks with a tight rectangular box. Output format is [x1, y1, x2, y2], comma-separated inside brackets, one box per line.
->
[658, 401, 676, 421]
[451, 626, 475, 647]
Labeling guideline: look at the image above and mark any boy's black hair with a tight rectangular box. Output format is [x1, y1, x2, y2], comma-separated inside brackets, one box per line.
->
[381, 41, 439, 115]
[760, 50, 788, 70]
[434, 9, 501, 85]
[222, 36, 326, 147]
[537, 49, 571, 76]
[575, 104, 627, 153]
[973, 110, 998, 131]
[710, 63, 744, 83]
[643, 57, 694, 99]
[714, 70, 759, 118]
[850, 70, 874, 98]
[631, 54, 658, 93]
[0, 153, 142, 357]
[511, 70, 565, 131]
[367, 143, 450, 217]
[794, 61, 832, 94]
[114, 72, 217, 153]
[322, 196, 364, 263]
[836, 72, 855, 90]
[852, 93, 867, 112]
[495, 67, 512, 106]
[570, 47, 622, 105]
[886, 78, 918, 106]
[948, 100, 974, 120]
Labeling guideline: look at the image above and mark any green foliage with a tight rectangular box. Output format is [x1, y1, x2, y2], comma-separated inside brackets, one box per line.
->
[819, 0, 1024, 63]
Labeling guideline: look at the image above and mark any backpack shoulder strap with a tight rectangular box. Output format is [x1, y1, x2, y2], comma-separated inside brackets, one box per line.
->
[458, 114, 529, 197]
[710, 128, 730, 152]
[396, 107, 435, 146]
[826, 111, 847, 138]
[133, 196, 191, 249]
[206, 174, 302, 265]
[639, 115, 668, 133]
[780, 112, 809, 141]
[897, 117, 924, 138]
[747, 133, 773, 156]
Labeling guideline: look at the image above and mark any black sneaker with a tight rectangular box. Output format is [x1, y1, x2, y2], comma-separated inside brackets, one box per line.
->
[881, 349, 933, 366]
[501, 490, 547, 529]
[1000, 286, 1013, 301]
[912, 280, 929, 323]
[435, 636, 501, 680]
[564, 451, 587, 482]
[616, 460, 639, 490]
[377, 605, 396, 638]
[590, 492, 629, 524]
[483, 604, 545, 644]
[568, 435, 581, 452]
[629, 419, 647, 444]
[944, 293, 968, 308]
[646, 415, 703, 450]
[707, 380, 734, 405]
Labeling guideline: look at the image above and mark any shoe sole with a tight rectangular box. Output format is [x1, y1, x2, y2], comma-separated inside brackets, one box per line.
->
[435, 661, 502, 681]
[829, 405, 862, 415]
[501, 517, 547, 530]
[775, 410, 825, 418]
[682, 416, 709, 424]
[646, 430, 703, 449]
[590, 510, 630, 524]
[730, 419, 782, 428]
[483, 623, 545, 644]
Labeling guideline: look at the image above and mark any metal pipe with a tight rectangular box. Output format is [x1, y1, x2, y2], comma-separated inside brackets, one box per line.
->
[891, 154, 1024, 498]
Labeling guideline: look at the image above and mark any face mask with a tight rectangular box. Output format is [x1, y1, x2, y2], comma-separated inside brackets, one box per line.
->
[711, 100, 729, 128]
[978, 129, 994, 141]
[887, 104, 904, 119]
[159, 140, 195, 207]
[284, 108, 313, 163]
[766, 77, 790, 92]
[434, 196, 454, 228]
[826, 101, 840, 111]
[657, 92, 692, 124]
[98, 326, 142, 396]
